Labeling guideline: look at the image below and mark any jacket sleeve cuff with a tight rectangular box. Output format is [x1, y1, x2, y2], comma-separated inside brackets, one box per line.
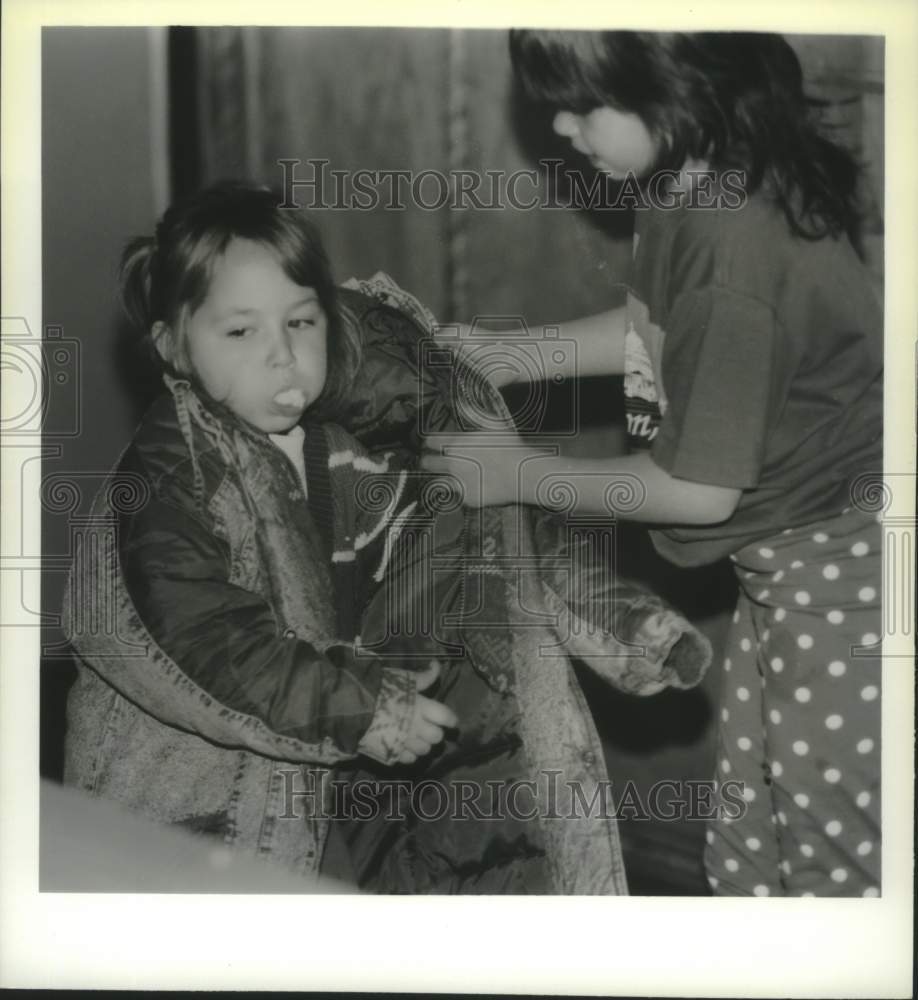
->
[355, 667, 418, 764]
[542, 580, 713, 697]
[630, 610, 713, 692]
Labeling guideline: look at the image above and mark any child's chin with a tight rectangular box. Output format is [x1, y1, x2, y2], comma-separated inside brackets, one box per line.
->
[251, 413, 304, 435]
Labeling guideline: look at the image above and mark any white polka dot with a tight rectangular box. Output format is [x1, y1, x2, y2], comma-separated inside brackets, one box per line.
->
[771, 760, 784, 777]
[740, 637, 752, 652]
[856, 791, 871, 808]
[759, 547, 775, 558]
[737, 736, 752, 751]
[858, 586, 877, 602]
[827, 610, 845, 624]
[782, 527, 793, 535]
[790, 560, 804, 569]
[721, 759, 731, 774]
[780, 860, 792, 876]
[801, 891, 815, 898]
[825, 819, 842, 837]
[732, 610, 741, 624]
[753, 884, 769, 896]
[825, 714, 843, 730]
[706, 829, 715, 845]
[793, 740, 809, 756]
[794, 687, 811, 703]
[794, 590, 811, 606]
[822, 564, 840, 580]
[798, 634, 814, 650]
[857, 841, 873, 856]
[828, 660, 847, 677]
[777, 810, 787, 825]
[721, 707, 730, 722]
[800, 843, 814, 858]
[769, 709, 782, 725]
[813, 532, 829, 543]
[725, 858, 739, 873]
[770, 656, 784, 673]
[761, 628, 771, 641]
[724, 657, 732, 669]
[772, 570, 785, 583]
[851, 541, 869, 556]
[857, 738, 874, 754]
[708, 875, 719, 889]
[743, 786, 756, 803]
[861, 633, 879, 647]
[860, 685, 878, 702]
[863, 887, 879, 898]
[774, 608, 787, 622]
[746, 836, 761, 851]
[737, 687, 750, 702]
[831, 867, 848, 883]
[824, 768, 842, 783]
[756, 589, 770, 601]
[793, 792, 810, 808]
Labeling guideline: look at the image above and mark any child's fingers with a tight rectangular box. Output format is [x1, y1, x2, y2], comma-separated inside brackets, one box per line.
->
[412, 718, 446, 747]
[404, 733, 435, 757]
[418, 695, 458, 730]
[415, 659, 441, 692]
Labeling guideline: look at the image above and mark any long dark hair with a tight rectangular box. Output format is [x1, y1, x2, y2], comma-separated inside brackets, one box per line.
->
[510, 30, 863, 248]
[119, 180, 361, 420]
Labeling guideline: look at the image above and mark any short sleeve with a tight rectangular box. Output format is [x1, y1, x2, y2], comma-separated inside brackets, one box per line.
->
[651, 287, 778, 489]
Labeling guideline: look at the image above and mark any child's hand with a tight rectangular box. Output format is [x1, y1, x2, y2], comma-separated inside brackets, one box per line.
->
[420, 430, 547, 508]
[396, 660, 458, 765]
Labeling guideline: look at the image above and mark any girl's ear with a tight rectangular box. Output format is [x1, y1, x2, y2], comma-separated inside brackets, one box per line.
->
[152, 321, 176, 367]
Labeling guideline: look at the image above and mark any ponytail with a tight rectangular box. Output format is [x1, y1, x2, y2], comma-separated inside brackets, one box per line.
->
[118, 235, 158, 334]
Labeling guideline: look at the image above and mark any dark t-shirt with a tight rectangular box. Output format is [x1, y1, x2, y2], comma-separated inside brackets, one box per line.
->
[624, 192, 883, 567]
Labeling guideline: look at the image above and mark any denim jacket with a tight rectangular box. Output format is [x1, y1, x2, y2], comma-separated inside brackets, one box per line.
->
[63, 375, 419, 878]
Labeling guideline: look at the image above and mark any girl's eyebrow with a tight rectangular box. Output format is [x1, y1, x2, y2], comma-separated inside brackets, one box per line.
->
[214, 294, 319, 320]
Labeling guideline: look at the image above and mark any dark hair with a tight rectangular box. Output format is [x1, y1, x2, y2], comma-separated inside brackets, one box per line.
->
[119, 180, 361, 421]
[509, 30, 863, 247]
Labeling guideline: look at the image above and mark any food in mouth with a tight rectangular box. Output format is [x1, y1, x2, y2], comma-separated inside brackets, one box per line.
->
[273, 387, 307, 409]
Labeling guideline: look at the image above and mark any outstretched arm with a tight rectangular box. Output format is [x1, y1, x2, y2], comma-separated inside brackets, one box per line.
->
[439, 304, 628, 387]
[421, 440, 741, 525]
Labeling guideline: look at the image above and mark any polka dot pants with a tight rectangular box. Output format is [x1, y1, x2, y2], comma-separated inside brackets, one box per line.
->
[704, 508, 881, 897]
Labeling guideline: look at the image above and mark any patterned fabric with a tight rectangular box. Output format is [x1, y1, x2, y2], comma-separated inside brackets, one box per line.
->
[330, 276, 715, 893]
[704, 506, 881, 896]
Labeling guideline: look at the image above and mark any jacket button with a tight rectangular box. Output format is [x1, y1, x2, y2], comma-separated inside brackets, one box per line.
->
[283, 628, 297, 640]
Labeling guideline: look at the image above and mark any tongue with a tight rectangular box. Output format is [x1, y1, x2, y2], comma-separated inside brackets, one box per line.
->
[274, 388, 307, 409]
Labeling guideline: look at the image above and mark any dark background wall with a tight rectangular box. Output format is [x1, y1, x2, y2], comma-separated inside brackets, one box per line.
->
[40, 27, 165, 777]
[40, 27, 883, 894]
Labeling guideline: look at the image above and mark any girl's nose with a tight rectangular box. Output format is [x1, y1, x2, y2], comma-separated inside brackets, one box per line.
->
[268, 327, 295, 367]
[552, 111, 579, 138]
